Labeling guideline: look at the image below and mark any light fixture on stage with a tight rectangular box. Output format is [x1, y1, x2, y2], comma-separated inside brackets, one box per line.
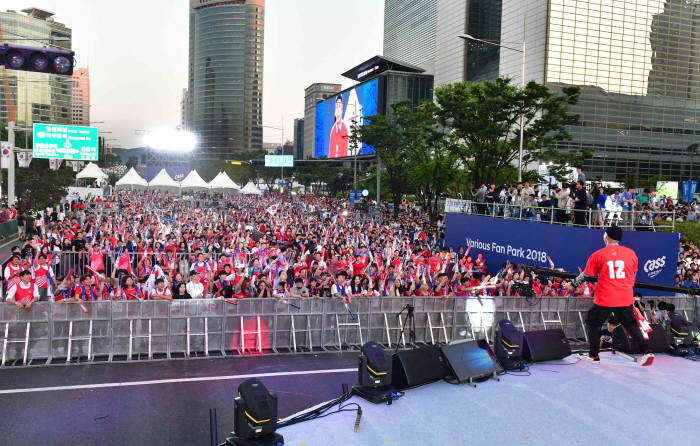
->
[222, 378, 284, 446]
[143, 128, 198, 152]
[352, 341, 396, 404]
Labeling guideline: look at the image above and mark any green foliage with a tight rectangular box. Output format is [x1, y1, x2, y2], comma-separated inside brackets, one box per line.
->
[435, 78, 588, 185]
[15, 158, 74, 211]
[125, 156, 139, 169]
[355, 105, 412, 216]
[656, 221, 700, 243]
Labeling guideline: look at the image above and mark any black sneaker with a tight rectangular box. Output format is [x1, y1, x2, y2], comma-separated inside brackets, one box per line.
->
[579, 353, 600, 362]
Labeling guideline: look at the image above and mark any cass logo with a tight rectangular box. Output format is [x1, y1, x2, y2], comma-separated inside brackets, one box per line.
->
[643, 256, 666, 278]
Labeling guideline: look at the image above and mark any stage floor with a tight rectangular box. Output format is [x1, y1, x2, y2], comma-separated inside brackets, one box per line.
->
[1, 351, 699, 445]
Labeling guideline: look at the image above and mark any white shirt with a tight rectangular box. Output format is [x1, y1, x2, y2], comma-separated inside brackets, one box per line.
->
[331, 283, 348, 297]
[186, 281, 204, 299]
[6, 281, 40, 302]
[149, 287, 172, 299]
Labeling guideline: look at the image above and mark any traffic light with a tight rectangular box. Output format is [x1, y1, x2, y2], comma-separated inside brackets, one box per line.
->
[1, 43, 75, 76]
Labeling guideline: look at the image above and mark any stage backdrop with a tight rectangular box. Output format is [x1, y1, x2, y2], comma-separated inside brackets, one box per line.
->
[444, 213, 680, 296]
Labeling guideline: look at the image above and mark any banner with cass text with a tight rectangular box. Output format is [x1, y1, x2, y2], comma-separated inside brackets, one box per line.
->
[444, 213, 680, 296]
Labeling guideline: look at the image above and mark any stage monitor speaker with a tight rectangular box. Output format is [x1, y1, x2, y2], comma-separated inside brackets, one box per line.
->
[523, 329, 571, 362]
[391, 345, 449, 389]
[440, 339, 503, 384]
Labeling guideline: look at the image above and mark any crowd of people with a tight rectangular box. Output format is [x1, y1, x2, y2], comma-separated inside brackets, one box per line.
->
[0, 188, 697, 309]
[470, 176, 699, 228]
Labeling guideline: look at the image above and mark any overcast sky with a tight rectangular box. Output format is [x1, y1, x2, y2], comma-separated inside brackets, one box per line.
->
[3, 0, 384, 148]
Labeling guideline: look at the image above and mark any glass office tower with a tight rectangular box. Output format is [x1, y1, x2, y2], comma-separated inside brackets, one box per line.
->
[502, 0, 699, 182]
[188, 0, 264, 156]
[384, 0, 437, 70]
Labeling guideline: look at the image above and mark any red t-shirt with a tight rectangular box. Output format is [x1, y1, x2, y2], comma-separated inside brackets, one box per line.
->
[583, 244, 638, 307]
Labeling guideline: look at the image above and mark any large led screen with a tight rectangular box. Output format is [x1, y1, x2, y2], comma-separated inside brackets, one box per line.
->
[314, 78, 378, 158]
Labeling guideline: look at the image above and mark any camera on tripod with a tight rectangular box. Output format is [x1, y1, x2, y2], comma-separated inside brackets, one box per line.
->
[402, 304, 415, 312]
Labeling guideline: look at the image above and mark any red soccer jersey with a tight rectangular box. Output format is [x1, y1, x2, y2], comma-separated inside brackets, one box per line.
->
[583, 244, 638, 307]
[328, 121, 348, 158]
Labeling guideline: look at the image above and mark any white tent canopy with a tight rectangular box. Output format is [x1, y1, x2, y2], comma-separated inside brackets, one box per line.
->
[75, 162, 108, 180]
[179, 170, 210, 190]
[209, 171, 240, 191]
[148, 168, 179, 190]
[115, 167, 148, 189]
[240, 181, 262, 195]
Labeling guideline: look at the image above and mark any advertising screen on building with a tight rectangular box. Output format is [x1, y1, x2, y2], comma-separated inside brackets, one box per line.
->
[33, 124, 99, 161]
[314, 78, 378, 158]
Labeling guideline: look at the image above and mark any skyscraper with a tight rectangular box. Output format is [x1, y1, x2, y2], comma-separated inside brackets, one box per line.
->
[187, 0, 264, 156]
[383, 0, 437, 71]
[384, 0, 502, 86]
[303, 83, 341, 159]
[72, 68, 90, 126]
[0, 8, 73, 127]
[500, 0, 700, 182]
[293, 118, 304, 160]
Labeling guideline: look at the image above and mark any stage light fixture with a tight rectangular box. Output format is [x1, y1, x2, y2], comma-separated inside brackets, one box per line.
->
[222, 378, 284, 446]
[353, 341, 396, 404]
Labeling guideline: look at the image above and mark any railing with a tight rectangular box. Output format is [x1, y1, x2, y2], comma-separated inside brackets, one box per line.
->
[0, 220, 18, 241]
[445, 199, 678, 231]
[0, 295, 695, 367]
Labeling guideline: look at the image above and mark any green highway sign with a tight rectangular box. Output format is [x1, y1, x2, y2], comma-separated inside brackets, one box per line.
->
[32, 123, 99, 161]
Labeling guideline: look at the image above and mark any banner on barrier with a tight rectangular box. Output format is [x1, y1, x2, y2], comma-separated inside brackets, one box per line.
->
[444, 213, 680, 296]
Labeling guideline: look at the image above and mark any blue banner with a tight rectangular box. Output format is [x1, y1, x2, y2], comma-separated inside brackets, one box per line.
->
[682, 180, 698, 203]
[444, 214, 680, 296]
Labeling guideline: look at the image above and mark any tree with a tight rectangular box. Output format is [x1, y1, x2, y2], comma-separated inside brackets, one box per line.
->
[398, 101, 459, 218]
[15, 158, 74, 211]
[125, 156, 139, 169]
[435, 78, 586, 186]
[356, 105, 413, 217]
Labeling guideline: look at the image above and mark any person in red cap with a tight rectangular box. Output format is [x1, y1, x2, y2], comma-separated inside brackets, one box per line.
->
[568, 225, 653, 366]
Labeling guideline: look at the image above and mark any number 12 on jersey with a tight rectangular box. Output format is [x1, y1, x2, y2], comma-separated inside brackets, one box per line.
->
[606, 260, 625, 279]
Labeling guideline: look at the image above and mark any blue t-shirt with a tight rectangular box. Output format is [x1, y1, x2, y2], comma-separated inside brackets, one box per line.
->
[597, 193, 607, 209]
[621, 192, 635, 210]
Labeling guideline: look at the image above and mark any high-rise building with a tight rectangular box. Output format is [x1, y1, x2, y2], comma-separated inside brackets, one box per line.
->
[0, 8, 73, 127]
[187, 0, 264, 156]
[293, 118, 304, 160]
[384, 0, 501, 86]
[303, 83, 341, 159]
[383, 0, 437, 72]
[500, 0, 700, 182]
[71, 68, 90, 126]
[180, 88, 189, 130]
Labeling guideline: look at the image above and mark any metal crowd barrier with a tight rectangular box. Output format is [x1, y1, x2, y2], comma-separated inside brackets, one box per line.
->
[0, 296, 695, 367]
[445, 198, 679, 231]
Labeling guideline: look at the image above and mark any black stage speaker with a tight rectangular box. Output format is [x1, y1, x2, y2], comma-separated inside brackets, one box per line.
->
[523, 329, 572, 362]
[391, 345, 449, 389]
[440, 339, 503, 384]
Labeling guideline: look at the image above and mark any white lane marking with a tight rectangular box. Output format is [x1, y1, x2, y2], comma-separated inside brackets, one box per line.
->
[0, 367, 357, 395]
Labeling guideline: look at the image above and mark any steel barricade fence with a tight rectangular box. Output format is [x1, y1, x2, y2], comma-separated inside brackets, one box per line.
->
[272, 298, 324, 353]
[2, 296, 696, 367]
[51, 301, 112, 362]
[1, 302, 51, 365]
[170, 299, 225, 357]
[111, 301, 171, 360]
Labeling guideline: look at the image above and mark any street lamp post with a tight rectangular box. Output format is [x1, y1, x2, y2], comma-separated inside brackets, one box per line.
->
[460, 31, 526, 182]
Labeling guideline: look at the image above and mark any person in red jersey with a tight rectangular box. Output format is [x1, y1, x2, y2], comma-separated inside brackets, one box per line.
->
[328, 96, 348, 158]
[568, 226, 653, 366]
[6, 270, 39, 309]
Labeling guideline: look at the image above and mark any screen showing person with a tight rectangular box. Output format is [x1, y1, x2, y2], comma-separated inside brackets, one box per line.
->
[329, 96, 349, 159]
